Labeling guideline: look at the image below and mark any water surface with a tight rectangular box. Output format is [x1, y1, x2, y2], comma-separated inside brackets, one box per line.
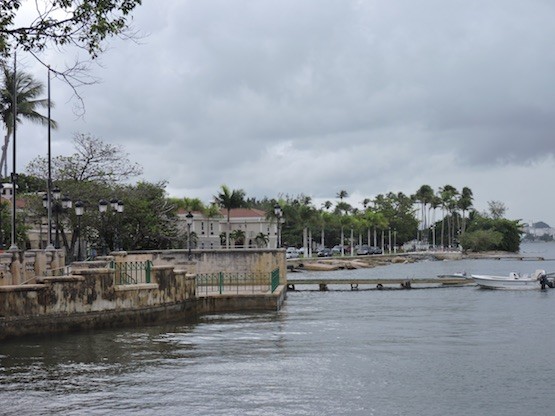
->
[1, 242, 554, 415]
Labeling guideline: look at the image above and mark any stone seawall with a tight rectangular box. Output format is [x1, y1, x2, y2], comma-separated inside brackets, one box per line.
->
[0, 250, 287, 340]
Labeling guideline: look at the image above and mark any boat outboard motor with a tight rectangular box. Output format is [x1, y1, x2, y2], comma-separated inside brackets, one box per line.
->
[539, 273, 549, 290]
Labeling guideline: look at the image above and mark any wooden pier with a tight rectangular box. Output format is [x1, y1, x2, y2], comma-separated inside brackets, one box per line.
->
[286, 277, 474, 291]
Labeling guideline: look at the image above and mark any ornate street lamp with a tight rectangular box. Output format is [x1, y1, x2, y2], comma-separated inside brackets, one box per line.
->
[44, 187, 71, 249]
[98, 199, 108, 255]
[75, 200, 84, 261]
[98, 198, 124, 253]
[274, 204, 282, 248]
[115, 199, 124, 251]
[186, 211, 193, 260]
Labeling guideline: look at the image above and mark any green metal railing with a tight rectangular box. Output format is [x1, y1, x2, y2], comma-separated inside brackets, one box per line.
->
[196, 268, 281, 295]
[271, 268, 280, 292]
[111, 260, 152, 285]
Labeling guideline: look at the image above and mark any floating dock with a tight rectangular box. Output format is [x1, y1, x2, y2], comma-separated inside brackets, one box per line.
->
[286, 277, 474, 291]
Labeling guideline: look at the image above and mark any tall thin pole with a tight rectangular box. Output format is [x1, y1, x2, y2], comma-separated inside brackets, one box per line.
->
[46, 66, 54, 250]
[9, 52, 18, 251]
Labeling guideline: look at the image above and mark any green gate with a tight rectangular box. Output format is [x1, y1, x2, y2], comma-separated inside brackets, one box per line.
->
[111, 260, 152, 285]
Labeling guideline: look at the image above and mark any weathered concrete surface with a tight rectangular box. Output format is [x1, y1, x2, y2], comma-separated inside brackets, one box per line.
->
[121, 248, 286, 284]
[0, 266, 197, 340]
[0, 249, 287, 340]
[196, 285, 286, 314]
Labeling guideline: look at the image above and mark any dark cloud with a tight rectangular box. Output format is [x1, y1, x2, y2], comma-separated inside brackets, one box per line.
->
[11, 0, 555, 226]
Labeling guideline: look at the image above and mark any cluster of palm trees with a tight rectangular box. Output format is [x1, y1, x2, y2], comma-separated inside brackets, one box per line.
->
[260, 185, 474, 253]
[413, 185, 474, 248]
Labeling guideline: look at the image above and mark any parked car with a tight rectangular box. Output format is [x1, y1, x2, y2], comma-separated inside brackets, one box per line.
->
[331, 245, 351, 255]
[369, 246, 383, 254]
[356, 245, 371, 255]
[317, 248, 333, 257]
[286, 247, 299, 259]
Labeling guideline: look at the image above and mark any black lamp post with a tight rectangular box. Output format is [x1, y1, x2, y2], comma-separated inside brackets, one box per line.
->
[0, 183, 3, 250]
[75, 200, 84, 261]
[186, 211, 193, 260]
[114, 199, 124, 251]
[98, 198, 124, 254]
[43, 187, 72, 249]
[98, 199, 108, 255]
[274, 203, 282, 248]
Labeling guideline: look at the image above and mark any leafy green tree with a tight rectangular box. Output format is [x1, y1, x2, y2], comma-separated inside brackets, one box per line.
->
[116, 181, 178, 251]
[460, 229, 503, 252]
[1, 0, 142, 58]
[26, 133, 142, 184]
[462, 212, 521, 252]
[1, 64, 56, 177]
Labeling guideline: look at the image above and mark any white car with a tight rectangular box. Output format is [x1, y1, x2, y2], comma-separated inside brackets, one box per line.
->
[286, 247, 299, 259]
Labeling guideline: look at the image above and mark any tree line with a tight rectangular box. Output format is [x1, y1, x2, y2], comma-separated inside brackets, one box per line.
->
[0, 132, 522, 255]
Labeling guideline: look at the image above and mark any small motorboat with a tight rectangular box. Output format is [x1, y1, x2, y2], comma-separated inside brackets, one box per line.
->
[471, 269, 550, 290]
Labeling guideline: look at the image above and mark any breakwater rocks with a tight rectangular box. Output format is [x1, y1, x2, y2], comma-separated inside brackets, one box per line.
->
[287, 249, 546, 272]
[289, 255, 417, 272]
[287, 251, 466, 272]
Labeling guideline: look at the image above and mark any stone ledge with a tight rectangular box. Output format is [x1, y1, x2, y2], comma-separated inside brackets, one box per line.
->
[114, 283, 159, 292]
[40, 275, 85, 283]
[0, 284, 47, 292]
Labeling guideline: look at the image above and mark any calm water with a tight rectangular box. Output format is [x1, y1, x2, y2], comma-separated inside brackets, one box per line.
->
[1, 243, 555, 416]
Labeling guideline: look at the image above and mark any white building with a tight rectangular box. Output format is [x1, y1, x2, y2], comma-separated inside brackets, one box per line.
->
[177, 207, 279, 249]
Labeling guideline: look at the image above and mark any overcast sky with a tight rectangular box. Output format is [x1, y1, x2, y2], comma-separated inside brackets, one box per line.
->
[12, 0, 555, 226]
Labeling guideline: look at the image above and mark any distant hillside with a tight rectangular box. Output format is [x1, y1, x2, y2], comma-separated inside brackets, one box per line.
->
[533, 221, 551, 228]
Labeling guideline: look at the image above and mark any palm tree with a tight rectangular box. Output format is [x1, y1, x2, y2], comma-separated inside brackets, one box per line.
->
[213, 185, 245, 249]
[255, 232, 269, 248]
[336, 190, 349, 202]
[1, 63, 56, 177]
[230, 229, 245, 248]
[439, 185, 458, 248]
[413, 184, 434, 242]
[458, 187, 474, 233]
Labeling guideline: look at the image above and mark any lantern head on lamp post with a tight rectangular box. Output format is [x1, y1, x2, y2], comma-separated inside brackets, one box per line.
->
[186, 211, 193, 260]
[274, 203, 282, 248]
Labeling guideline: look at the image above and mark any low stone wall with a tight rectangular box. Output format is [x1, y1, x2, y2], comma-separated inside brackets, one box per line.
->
[118, 248, 287, 284]
[0, 249, 287, 340]
[0, 264, 196, 340]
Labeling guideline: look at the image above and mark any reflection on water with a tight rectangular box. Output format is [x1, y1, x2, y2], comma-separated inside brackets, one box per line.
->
[1, 243, 554, 416]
